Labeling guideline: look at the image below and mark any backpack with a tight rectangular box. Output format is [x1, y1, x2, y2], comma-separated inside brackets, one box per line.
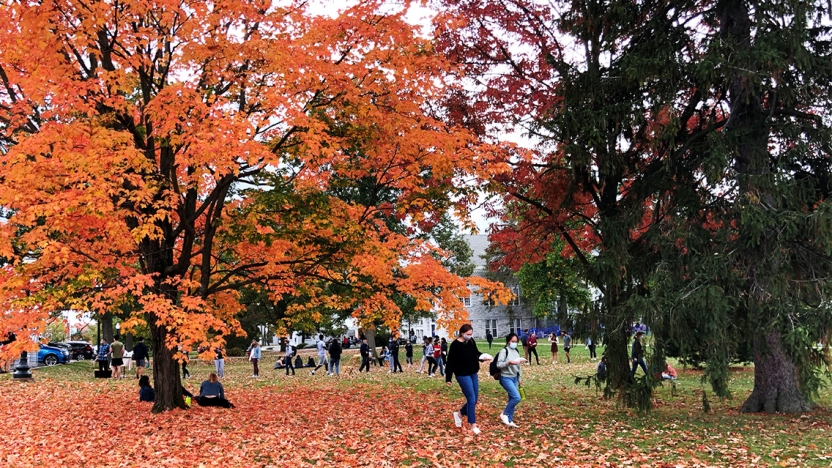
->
[521, 335, 528, 346]
[489, 347, 508, 380]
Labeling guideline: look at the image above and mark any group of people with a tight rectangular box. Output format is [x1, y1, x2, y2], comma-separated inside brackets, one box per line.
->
[95, 336, 151, 379]
[128, 324, 681, 432]
[486, 329, 583, 365]
[139, 372, 235, 408]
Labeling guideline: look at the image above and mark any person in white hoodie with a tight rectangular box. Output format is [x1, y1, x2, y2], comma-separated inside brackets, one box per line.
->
[495, 332, 524, 427]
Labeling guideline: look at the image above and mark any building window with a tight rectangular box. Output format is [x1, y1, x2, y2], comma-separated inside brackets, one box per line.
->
[463, 296, 471, 307]
[509, 319, 522, 334]
[509, 287, 520, 306]
[486, 319, 497, 338]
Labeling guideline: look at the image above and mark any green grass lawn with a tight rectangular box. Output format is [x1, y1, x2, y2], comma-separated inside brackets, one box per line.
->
[11, 343, 832, 466]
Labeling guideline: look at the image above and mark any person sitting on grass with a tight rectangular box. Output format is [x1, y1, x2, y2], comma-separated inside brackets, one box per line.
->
[306, 356, 316, 368]
[274, 357, 286, 369]
[662, 362, 677, 380]
[138, 375, 155, 402]
[596, 356, 609, 382]
[196, 372, 235, 408]
[294, 355, 304, 369]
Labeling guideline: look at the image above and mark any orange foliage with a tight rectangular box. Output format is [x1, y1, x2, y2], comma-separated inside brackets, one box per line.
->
[0, 0, 503, 410]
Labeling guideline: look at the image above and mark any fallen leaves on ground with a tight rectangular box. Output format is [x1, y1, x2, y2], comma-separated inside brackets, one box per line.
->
[1, 362, 830, 467]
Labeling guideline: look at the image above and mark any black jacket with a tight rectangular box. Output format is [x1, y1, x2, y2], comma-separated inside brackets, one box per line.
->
[632, 338, 643, 359]
[132, 342, 149, 361]
[329, 341, 342, 360]
[360, 342, 369, 357]
[445, 339, 481, 383]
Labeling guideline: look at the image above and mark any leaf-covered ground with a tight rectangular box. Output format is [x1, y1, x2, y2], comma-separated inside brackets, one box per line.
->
[1, 347, 831, 467]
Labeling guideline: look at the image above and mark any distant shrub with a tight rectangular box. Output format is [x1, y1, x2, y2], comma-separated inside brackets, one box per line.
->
[226, 347, 244, 357]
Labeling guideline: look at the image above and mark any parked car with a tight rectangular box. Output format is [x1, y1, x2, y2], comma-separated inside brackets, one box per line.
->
[59, 341, 95, 360]
[38, 343, 71, 366]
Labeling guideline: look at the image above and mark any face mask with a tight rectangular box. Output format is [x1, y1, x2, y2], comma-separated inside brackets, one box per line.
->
[509, 342, 517, 349]
[463, 334, 473, 341]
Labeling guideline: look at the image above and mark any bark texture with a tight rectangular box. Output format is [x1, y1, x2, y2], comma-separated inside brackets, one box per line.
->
[740, 330, 812, 413]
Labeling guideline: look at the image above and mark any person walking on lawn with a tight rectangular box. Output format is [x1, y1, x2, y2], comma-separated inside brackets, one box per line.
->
[404, 339, 414, 368]
[527, 332, 540, 365]
[284, 339, 295, 376]
[432, 337, 445, 377]
[109, 336, 125, 379]
[132, 337, 149, 379]
[417, 336, 431, 373]
[549, 332, 559, 365]
[311, 335, 329, 376]
[445, 324, 491, 436]
[328, 337, 342, 376]
[561, 330, 572, 363]
[631, 331, 648, 377]
[587, 336, 598, 361]
[486, 330, 493, 350]
[390, 337, 403, 373]
[495, 333, 523, 427]
[249, 340, 261, 378]
[359, 337, 371, 373]
[214, 345, 225, 378]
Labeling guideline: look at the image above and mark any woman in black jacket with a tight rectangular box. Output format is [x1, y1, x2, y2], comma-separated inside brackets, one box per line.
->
[445, 324, 491, 435]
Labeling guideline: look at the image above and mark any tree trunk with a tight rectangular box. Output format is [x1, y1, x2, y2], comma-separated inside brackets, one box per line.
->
[364, 328, 378, 360]
[741, 330, 812, 413]
[124, 332, 134, 352]
[150, 313, 186, 413]
[717, 0, 814, 414]
[101, 313, 114, 342]
[606, 320, 633, 394]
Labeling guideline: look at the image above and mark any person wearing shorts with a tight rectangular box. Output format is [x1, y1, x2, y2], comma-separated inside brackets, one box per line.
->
[561, 331, 572, 363]
[132, 337, 149, 379]
[110, 337, 125, 378]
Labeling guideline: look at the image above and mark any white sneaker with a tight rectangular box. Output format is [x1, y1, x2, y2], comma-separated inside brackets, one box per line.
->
[453, 411, 463, 428]
[472, 426, 481, 435]
[507, 422, 519, 428]
[310, 371, 315, 376]
[500, 414, 510, 426]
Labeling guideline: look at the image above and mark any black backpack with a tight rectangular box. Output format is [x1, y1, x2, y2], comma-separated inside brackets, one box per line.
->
[489, 347, 508, 380]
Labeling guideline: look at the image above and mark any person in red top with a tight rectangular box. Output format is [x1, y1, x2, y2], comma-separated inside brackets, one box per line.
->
[662, 362, 678, 380]
[433, 339, 445, 377]
[527, 332, 540, 365]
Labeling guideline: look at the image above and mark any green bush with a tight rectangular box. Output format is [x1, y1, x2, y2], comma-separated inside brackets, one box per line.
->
[295, 343, 307, 349]
[226, 347, 244, 357]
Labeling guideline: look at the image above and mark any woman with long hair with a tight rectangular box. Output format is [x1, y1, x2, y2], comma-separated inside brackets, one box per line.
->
[495, 333, 524, 427]
[445, 324, 491, 435]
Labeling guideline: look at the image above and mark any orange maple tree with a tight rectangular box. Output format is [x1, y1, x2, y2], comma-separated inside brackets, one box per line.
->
[0, 0, 508, 412]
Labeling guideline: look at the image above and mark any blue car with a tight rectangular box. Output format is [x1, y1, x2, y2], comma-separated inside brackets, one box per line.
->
[38, 343, 71, 366]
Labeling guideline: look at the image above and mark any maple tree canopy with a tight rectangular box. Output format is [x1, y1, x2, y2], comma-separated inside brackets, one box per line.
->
[0, 0, 510, 408]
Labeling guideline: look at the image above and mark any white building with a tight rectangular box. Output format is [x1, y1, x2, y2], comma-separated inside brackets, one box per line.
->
[399, 235, 554, 341]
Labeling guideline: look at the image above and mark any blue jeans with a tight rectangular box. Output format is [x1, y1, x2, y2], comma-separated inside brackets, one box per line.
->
[456, 374, 479, 424]
[631, 357, 647, 376]
[330, 358, 340, 375]
[436, 357, 445, 376]
[499, 376, 521, 422]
